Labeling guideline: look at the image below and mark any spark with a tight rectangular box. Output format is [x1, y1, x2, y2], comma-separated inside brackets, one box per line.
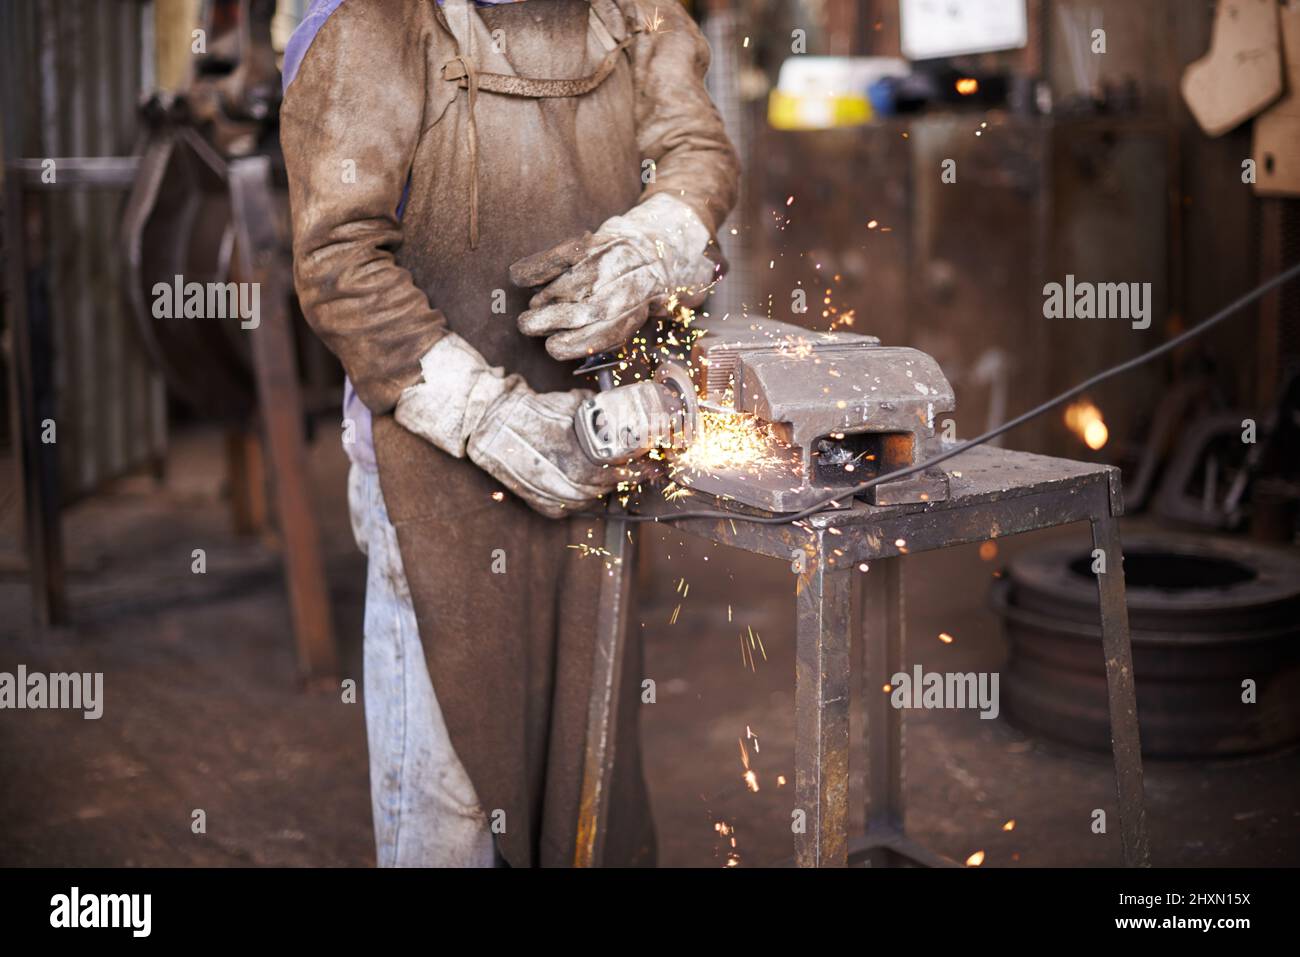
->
[567, 543, 610, 558]
[776, 775, 787, 787]
[669, 603, 681, 625]
[979, 541, 998, 561]
[662, 482, 693, 501]
[491, 491, 504, 502]
[1003, 819, 1016, 832]
[738, 738, 759, 792]
[965, 850, 985, 867]
[955, 77, 979, 95]
[938, 632, 954, 644]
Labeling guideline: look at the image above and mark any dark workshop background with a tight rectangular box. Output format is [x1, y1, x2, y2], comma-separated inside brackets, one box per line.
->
[1, 0, 1298, 868]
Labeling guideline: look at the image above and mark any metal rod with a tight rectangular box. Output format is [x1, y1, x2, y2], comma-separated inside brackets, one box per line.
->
[862, 556, 905, 866]
[574, 505, 635, 866]
[793, 536, 852, 867]
[1090, 513, 1152, 867]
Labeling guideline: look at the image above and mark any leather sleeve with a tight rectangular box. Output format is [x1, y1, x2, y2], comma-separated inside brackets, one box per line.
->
[628, 0, 741, 237]
[281, 0, 446, 415]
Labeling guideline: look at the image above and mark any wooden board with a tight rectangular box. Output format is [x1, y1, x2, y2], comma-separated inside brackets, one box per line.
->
[1254, 0, 1300, 196]
[1181, 0, 1282, 137]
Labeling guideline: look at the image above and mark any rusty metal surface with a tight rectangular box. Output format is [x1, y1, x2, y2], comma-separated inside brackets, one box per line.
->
[1090, 515, 1151, 867]
[2, 0, 167, 502]
[793, 542, 852, 867]
[633, 445, 1119, 559]
[228, 157, 338, 681]
[627, 444, 1150, 867]
[121, 126, 258, 420]
[574, 508, 637, 867]
[678, 319, 953, 511]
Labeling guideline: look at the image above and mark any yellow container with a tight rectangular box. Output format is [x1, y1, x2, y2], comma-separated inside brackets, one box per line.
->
[767, 88, 874, 130]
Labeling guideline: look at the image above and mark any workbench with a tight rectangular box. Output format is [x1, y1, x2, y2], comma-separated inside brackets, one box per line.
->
[604, 444, 1151, 868]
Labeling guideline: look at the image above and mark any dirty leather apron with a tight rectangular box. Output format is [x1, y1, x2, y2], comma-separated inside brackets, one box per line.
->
[371, 0, 653, 867]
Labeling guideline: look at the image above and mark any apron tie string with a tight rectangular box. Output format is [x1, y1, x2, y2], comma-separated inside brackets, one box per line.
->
[444, 54, 483, 249]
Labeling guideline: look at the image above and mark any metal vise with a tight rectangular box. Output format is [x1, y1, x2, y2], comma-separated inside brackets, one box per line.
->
[679, 318, 956, 512]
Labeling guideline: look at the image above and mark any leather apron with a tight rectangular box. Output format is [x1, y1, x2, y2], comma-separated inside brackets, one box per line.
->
[371, 0, 654, 867]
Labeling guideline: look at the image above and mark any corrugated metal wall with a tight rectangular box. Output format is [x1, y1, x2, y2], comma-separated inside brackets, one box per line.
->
[2, 0, 167, 501]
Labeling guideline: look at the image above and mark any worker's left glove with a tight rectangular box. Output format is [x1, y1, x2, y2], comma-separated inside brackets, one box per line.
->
[509, 193, 721, 361]
[393, 332, 640, 518]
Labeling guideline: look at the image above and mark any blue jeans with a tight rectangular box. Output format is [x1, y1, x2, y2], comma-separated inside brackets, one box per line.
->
[348, 462, 496, 867]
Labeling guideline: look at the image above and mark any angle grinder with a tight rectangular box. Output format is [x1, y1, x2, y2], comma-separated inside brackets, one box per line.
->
[572, 352, 699, 465]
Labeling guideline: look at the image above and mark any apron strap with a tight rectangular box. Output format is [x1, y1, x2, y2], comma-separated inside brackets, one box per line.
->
[441, 34, 634, 99]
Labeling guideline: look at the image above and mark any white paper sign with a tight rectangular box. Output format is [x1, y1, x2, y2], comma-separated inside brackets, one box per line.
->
[899, 0, 1029, 61]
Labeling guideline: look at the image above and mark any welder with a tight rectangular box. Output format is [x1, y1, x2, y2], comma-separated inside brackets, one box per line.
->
[281, 0, 739, 866]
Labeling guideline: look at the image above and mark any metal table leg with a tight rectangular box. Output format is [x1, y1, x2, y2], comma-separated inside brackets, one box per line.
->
[1090, 513, 1152, 867]
[860, 558, 905, 866]
[849, 558, 956, 868]
[793, 538, 853, 867]
[574, 509, 636, 867]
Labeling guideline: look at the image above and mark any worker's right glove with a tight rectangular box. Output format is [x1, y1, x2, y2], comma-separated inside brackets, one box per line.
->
[393, 332, 631, 518]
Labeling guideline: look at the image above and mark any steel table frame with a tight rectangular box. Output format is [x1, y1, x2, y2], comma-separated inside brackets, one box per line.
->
[611, 445, 1151, 868]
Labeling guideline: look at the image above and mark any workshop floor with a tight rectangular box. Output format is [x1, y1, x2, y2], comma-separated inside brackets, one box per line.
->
[1, 424, 1297, 867]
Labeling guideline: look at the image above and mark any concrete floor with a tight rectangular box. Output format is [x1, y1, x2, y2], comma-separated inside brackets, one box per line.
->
[2, 424, 1297, 867]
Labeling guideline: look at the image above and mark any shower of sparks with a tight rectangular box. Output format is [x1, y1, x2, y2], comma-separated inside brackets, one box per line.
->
[566, 543, 610, 558]
[670, 408, 788, 481]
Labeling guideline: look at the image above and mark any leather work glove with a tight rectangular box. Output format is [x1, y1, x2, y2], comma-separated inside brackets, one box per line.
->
[394, 333, 636, 518]
[509, 193, 721, 361]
